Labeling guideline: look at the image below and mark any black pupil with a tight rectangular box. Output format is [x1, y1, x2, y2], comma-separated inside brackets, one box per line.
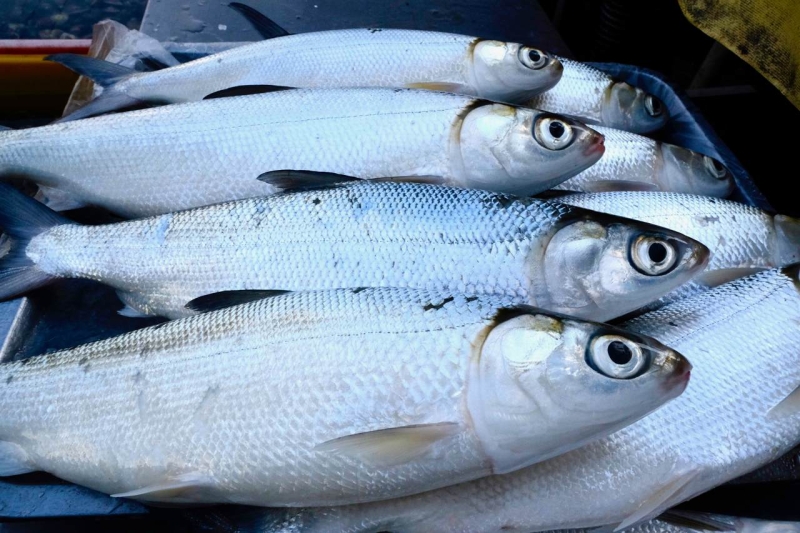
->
[712, 159, 725, 173]
[528, 49, 541, 63]
[650, 97, 662, 114]
[607, 341, 633, 365]
[648, 242, 668, 263]
[549, 121, 565, 139]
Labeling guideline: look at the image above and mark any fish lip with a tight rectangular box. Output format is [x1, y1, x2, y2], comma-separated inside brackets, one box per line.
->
[583, 134, 605, 157]
[661, 353, 692, 393]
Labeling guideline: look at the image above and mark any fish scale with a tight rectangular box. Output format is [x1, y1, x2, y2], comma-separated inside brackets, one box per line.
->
[127, 30, 476, 103]
[29, 183, 552, 318]
[258, 267, 800, 532]
[0, 90, 462, 217]
[556, 126, 657, 190]
[530, 59, 608, 123]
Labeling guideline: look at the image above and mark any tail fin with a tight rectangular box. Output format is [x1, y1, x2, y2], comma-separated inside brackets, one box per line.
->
[45, 54, 143, 121]
[45, 54, 135, 87]
[0, 183, 71, 300]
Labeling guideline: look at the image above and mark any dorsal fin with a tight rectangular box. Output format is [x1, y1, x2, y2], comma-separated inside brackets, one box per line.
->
[186, 290, 290, 313]
[204, 85, 295, 99]
[45, 54, 135, 87]
[258, 170, 361, 191]
[228, 2, 290, 39]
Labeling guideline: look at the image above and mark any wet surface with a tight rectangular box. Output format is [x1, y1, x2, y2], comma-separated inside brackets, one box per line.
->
[0, 0, 146, 39]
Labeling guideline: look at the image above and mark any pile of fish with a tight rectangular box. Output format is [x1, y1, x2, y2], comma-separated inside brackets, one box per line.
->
[0, 4, 798, 532]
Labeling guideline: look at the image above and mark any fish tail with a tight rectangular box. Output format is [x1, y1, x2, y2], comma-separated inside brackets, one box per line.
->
[45, 54, 142, 121]
[0, 183, 71, 300]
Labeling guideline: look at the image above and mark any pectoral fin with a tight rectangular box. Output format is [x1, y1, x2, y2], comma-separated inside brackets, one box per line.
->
[767, 382, 800, 419]
[112, 472, 213, 502]
[405, 82, 468, 93]
[314, 422, 459, 467]
[581, 180, 661, 193]
[695, 267, 767, 288]
[614, 463, 701, 531]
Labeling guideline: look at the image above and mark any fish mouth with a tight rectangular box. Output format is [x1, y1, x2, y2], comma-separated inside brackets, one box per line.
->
[583, 134, 605, 157]
[662, 354, 692, 393]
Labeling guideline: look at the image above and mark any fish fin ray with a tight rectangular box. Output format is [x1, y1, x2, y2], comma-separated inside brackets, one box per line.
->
[581, 180, 661, 193]
[111, 472, 212, 502]
[186, 290, 291, 313]
[204, 85, 295, 100]
[695, 267, 768, 288]
[257, 170, 361, 191]
[228, 2, 290, 38]
[0, 441, 35, 477]
[615, 464, 702, 531]
[314, 422, 460, 467]
[405, 82, 468, 93]
[44, 54, 135, 87]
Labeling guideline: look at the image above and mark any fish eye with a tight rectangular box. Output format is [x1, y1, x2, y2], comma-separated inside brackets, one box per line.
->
[644, 95, 663, 117]
[630, 235, 678, 276]
[588, 335, 647, 379]
[703, 156, 728, 180]
[518, 46, 548, 69]
[534, 116, 574, 150]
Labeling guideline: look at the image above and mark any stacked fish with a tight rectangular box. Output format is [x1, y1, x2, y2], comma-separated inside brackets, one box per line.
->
[0, 4, 798, 532]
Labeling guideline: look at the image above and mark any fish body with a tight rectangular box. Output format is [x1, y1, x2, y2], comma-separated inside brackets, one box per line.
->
[0, 288, 688, 507]
[528, 58, 668, 134]
[258, 267, 800, 532]
[558, 192, 800, 305]
[0, 182, 708, 320]
[0, 88, 602, 217]
[555, 127, 734, 197]
[52, 29, 563, 118]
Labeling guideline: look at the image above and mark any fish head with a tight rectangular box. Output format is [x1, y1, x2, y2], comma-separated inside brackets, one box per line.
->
[468, 310, 690, 473]
[657, 145, 735, 197]
[602, 82, 668, 133]
[470, 40, 563, 102]
[536, 214, 710, 321]
[457, 105, 604, 195]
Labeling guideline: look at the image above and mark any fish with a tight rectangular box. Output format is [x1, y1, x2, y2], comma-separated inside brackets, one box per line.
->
[187, 508, 800, 533]
[554, 126, 734, 197]
[0, 180, 708, 320]
[0, 287, 690, 507]
[47, 5, 562, 121]
[556, 191, 800, 306]
[528, 58, 668, 134]
[0, 88, 603, 217]
[253, 266, 800, 532]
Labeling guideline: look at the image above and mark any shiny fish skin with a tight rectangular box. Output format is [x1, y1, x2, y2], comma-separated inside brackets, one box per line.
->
[0, 288, 688, 507]
[18, 182, 708, 320]
[528, 58, 668, 134]
[555, 127, 734, 197]
[558, 192, 800, 306]
[71, 30, 563, 113]
[258, 267, 800, 533]
[0, 88, 602, 217]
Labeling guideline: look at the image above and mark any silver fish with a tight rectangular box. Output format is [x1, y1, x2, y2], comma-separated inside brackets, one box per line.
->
[0, 288, 690, 507]
[557, 192, 800, 306]
[555, 126, 734, 197]
[257, 266, 800, 532]
[0, 181, 708, 320]
[529, 58, 668, 134]
[0, 88, 603, 217]
[49, 29, 563, 120]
